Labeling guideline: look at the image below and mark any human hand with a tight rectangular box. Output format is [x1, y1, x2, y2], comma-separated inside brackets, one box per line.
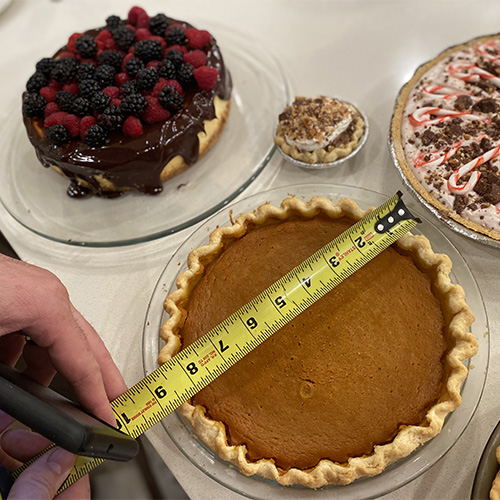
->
[0, 255, 128, 498]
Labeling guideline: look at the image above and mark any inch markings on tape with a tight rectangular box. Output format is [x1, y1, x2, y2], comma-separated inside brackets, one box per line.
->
[8, 191, 419, 494]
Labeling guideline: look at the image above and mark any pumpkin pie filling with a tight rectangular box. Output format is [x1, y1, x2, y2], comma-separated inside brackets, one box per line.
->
[159, 196, 476, 486]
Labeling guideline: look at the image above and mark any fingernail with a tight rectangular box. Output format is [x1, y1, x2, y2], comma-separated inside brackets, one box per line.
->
[47, 448, 75, 476]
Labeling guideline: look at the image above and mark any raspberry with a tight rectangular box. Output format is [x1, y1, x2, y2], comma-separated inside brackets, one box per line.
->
[114, 72, 131, 87]
[78, 79, 100, 100]
[110, 98, 122, 107]
[146, 60, 161, 69]
[183, 50, 207, 68]
[149, 13, 170, 36]
[136, 12, 150, 29]
[166, 44, 187, 55]
[36, 58, 56, 77]
[112, 26, 135, 51]
[150, 36, 167, 51]
[98, 105, 124, 131]
[26, 72, 48, 93]
[122, 115, 143, 137]
[84, 124, 107, 147]
[95, 64, 116, 88]
[120, 93, 147, 116]
[177, 63, 195, 87]
[134, 40, 163, 62]
[185, 28, 211, 49]
[74, 35, 97, 58]
[45, 124, 71, 145]
[164, 79, 184, 95]
[79, 115, 97, 138]
[44, 111, 68, 128]
[39, 86, 58, 103]
[76, 62, 96, 83]
[91, 91, 111, 113]
[193, 66, 218, 91]
[124, 57, 144, 78]
[105, 15, 123, 30]
[44, 102, 61, 117]
[72, 97, 92, 117]
[158, 59, 176, 80]
[97, 50, 123, 71]
[135, 28, 152, 41]
[143, 95, 170, 123]
[48, 79, 62, 91]
[62, 82, 80, 94]
[63, 114, 81, 137]
[165, 48, 184, 68]
[59, 51, 76, 59]
[151, 78, 168, 97]
[128, 6, 148, 25]
[136, 67, 159, 91]
[55, 91, 77, 112]
[158, 85, 184, 113]
[67, 32, 84, 52]
[165, 26, 186, 46]
[102, 86, 120, 98]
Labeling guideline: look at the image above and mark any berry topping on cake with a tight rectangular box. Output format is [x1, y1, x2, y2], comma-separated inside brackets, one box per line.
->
[134, 39, 163, 62]
[46, 124, 71, 145]
[149, 13, 170, 36]
[74, 35, 98, 58]
[194, 66, 219, 91]
[158, 85, 184, 112]
[122, 115, 144, 137]
[84, 124, 107, 147]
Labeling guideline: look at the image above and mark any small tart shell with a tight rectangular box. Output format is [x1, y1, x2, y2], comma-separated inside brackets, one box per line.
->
[275, 102, 366, 164]
[159, 196, 477, 488]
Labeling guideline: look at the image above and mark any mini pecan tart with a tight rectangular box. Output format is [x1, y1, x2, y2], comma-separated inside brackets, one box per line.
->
[158, 195, 477, 488]
[274, 96, 366, 164]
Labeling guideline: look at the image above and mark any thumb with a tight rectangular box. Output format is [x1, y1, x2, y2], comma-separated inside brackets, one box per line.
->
[8, 448, 75, 500]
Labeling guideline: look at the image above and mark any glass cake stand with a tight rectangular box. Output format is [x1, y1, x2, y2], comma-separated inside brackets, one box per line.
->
[0, 23, 291, 247]
[142, 183, 489, 500]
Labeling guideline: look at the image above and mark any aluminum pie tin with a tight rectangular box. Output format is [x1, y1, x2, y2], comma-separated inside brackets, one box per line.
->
[274, 98, 369, 170]
[471, 420, 500, 499]
[388, 35, 500, 249]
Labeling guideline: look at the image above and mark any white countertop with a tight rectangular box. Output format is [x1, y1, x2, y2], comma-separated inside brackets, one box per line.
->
[1, 1, 499, 499]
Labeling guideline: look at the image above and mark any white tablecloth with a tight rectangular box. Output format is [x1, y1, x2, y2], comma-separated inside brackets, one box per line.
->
[1, 1, 499, 498]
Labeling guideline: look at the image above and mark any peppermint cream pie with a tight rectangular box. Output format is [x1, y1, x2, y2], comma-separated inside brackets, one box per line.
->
[391, 34, 500, 241]
[22, 6, 232, 198]
[159, 195, 476, 487]
[275, 96, 366, 164]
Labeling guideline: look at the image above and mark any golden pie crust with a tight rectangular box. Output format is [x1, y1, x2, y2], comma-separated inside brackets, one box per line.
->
[275, 97, 366, 164]
[390, 34, 500, 242]
[159, 196, 477, 487]
[491, 445, 500, 500]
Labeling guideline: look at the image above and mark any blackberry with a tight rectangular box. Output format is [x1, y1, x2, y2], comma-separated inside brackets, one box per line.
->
[176, 63, 195, 87]
[84, 124, 107, 147]
[149, 13, 170, 36]
[50, 58, 79, 84]
[136, 67, 159, 91]
[97, 104, 124, 132]
[158, 59, 176, 79]
[106, 15, 123, 30]
[158, 85, 184, 113]
[22, 93, 46, 118]
[74, 35, 97, 59]
[26, 71, 48, 93]
[94, 64, 115, 88]
[55, 90, 77, 112]
[120, 93, 148, 117]
[45, 124, 71, 146]
[134, 40, 163, 62]
[165, 49, 183, 69]
[112, 26, 135, 52]
[35, 57, 56, 77]
[78, 79, 101, 99]
[91, 92, 111, 113]
[97, 50, 123, 71]
[72, 97, 92, 117]
[165, 26, 186, 46]
[76, 62, 96, 83]
[119, 80, 138, 97]
[124, 57, 144, 78]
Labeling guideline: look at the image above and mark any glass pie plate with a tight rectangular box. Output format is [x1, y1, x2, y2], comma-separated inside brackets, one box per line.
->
[0, 23, 290, 247]
[142, 183, 489, 500]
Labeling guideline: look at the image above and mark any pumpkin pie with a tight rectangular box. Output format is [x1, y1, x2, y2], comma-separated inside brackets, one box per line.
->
[159, 195, 477, 487]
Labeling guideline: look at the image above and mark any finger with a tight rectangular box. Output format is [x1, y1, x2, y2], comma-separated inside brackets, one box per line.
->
[7, 447, 75, 500]
[0, 410, 14, 433]
[2, 429, 51, 463]
[71, 305, 127, 400]
[0, 334, 25, 366]
[57, 476, 90, 500]
[22, 343, 56, 387]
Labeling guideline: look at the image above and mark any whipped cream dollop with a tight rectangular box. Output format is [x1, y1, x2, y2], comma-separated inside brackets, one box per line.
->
[278, 97, 353, 152]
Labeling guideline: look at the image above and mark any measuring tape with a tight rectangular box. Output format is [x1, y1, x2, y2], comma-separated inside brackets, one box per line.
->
[4, 191, 419, 495]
